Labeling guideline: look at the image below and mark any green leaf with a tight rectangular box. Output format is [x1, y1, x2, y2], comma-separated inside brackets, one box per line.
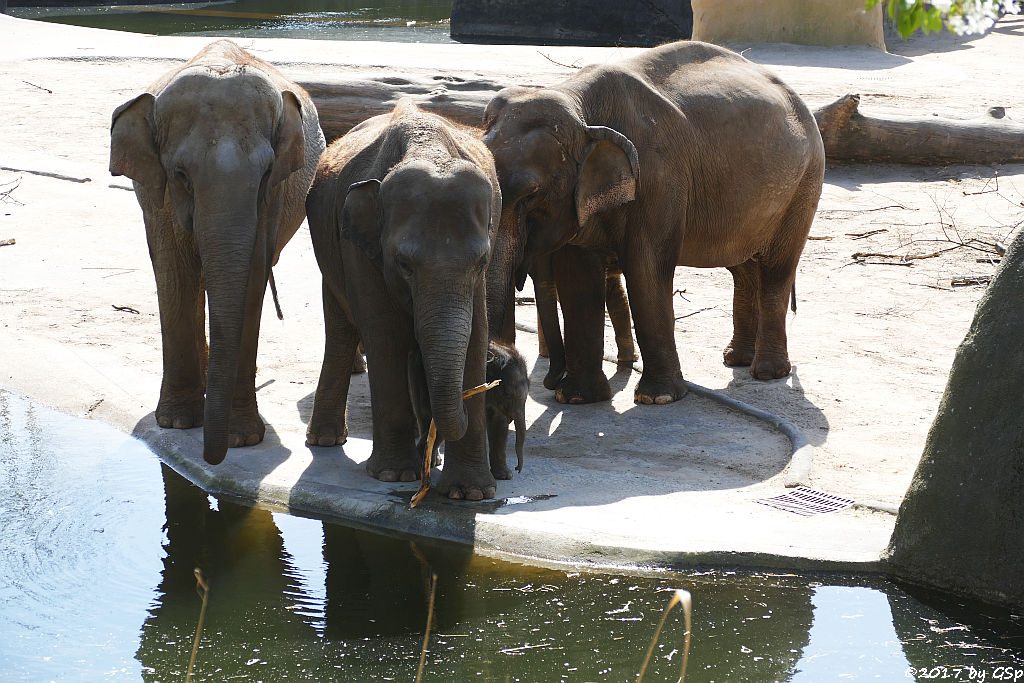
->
[924, 7, 944, 33]
[866, 0, 882, 9]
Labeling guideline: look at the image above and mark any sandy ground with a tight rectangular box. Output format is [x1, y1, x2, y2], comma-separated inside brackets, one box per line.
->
[1, 14, 1023, 569]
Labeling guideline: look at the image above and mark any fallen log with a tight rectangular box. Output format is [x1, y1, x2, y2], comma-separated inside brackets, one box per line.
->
[814, 94, 1024, 165]
[296, 73, 510, 142]
[296, 74, 1024, 166]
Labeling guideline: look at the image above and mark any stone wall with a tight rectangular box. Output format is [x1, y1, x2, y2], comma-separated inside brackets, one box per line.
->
[450, 0, 693, 47]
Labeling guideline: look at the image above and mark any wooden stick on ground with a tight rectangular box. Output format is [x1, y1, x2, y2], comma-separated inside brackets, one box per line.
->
[410, 379, 501, 508]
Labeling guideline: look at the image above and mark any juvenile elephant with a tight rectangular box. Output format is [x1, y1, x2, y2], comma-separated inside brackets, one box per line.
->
[483, 41, 825, 405]
[305, 100, 500, 501]
[485, 339, 529, 479]
[110, 40, 325, 464]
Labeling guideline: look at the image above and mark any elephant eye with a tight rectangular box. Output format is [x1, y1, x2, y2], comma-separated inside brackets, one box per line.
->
[174, 169, 192, 193]
[396, 253, 414, 278]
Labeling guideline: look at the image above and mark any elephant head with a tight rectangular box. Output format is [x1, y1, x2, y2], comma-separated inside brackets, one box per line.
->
[109, 68, 307, 465]
[481, 86, 639, 338]
[341, 159, 493, 442]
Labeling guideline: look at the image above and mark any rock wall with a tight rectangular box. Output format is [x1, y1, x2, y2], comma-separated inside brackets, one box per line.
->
[450, 0, 693, 47]
[886, 228, 1024, 610]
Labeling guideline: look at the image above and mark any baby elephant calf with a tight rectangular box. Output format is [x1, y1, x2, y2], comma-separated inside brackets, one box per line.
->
[486, 340, 529, 479]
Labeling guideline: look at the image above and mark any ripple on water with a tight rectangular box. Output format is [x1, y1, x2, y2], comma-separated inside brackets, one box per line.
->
[0, 391, 165, 678]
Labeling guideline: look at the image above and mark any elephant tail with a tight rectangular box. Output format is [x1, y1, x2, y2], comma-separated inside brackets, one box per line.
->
[268, 269, 284, 320]
[790, 280, 797, 313]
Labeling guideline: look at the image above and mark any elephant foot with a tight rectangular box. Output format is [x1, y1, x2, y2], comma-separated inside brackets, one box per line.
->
[554, 372, 612, 404]
[615, 338, 638, 365]
[228, 407, 265, 448]
[306, 418, 348, 447]
[750, 352, 791, 380]
[366, 451, 420, 483]
[634, 372, 688, 405]
[435, 463, 497, 501]
[723, 341, 755, 367]
[490, 461, 514, 481]
[156, 395, 204, 430]
[543, 360, 566, 391]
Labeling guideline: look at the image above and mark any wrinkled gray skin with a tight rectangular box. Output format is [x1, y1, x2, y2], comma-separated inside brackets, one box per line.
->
[305, 101, 500, 501]
[483, 41, 824, 406]
[110, 40, 326, 465]
[484, 339, 529, 479]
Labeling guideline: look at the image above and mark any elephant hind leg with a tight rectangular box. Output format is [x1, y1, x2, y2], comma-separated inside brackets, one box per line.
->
[747, 190, 817, 380]
[604, 265, 637, 364]
[724, 260, 760, 368]
[307, 282, 360, 446]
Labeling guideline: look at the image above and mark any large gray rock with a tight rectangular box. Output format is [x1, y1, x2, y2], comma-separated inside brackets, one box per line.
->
[886, 229, 1024, 609]
[450, 0, 692, 47]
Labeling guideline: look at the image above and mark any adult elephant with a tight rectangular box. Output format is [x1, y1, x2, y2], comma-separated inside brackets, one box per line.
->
[483, 40, 824, 405]
[110, 40, 326, 464]
[305, 100, 499, 500]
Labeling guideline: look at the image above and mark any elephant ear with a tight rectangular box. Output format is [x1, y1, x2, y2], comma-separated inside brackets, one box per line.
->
[110, 93, 166, 208]
[341, 179, 382, 263]
[269, 90, 305, 189]
[574, 125, 639, 228]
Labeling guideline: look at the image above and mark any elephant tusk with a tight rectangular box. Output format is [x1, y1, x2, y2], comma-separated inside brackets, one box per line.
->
[410, 379, 501, 508]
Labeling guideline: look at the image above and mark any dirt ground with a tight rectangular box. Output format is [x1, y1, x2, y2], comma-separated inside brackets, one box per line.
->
[1, 14, 1023, 530]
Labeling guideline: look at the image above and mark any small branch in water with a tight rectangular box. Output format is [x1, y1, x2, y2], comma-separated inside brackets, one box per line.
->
[415, 571, 438, 683]
[637, 589, 691, 683]
[185, 568, 210, 683]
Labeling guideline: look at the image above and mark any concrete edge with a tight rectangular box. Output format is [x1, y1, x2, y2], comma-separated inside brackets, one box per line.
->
[154, 432, 886, 576]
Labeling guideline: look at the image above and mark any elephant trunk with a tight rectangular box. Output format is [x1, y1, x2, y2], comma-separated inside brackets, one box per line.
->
[485, 206, 523, 342]
[416, 286, 475, 442]
[197, 211, 263, 465]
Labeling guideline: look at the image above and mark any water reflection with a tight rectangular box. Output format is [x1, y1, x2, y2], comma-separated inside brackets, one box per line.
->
[11, 0, 455, 42]
[3, 391, 1024, 681]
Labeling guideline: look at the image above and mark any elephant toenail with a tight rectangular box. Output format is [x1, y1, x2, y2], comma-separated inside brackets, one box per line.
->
[465, 488, 484, 501]
[172, 418, 188, 429]
[448, 489, 465, 500]
[400, 470, 417, 482]
[655, 394, 673, 404]
[378, 470, 398, 482]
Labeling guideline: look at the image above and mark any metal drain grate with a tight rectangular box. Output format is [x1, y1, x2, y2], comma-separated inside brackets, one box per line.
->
[755, 487, 855, 516]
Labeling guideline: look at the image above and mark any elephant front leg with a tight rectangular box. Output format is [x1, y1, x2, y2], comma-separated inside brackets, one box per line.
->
[363, 328, 421, 483]
[551, 245, 611, 404]
[228, 267, 270, 448]
[307, 282, 359, 446]
[623, 252, 688, 404]
[148, 218, 207, 429]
